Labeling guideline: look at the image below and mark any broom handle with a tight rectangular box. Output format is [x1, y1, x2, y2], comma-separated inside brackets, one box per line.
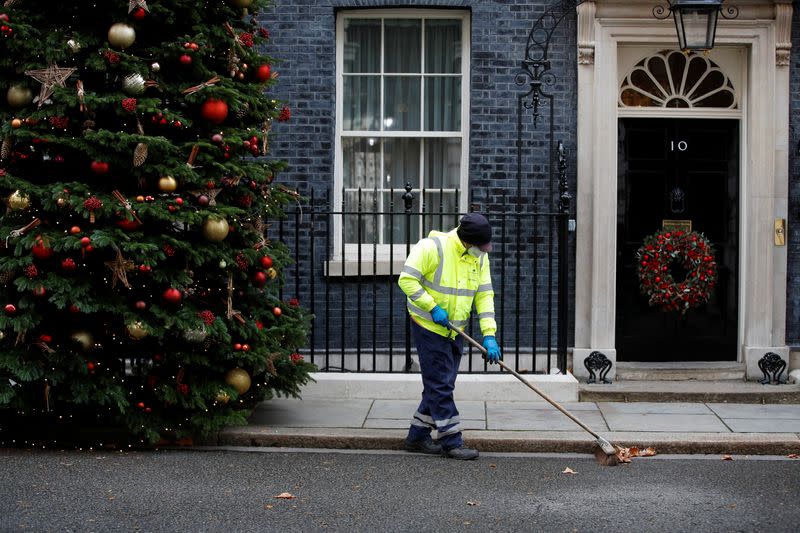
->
[449, 322, 600, 440]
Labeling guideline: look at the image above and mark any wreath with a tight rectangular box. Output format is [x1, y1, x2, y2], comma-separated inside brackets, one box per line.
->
[636, 229, 718, 313]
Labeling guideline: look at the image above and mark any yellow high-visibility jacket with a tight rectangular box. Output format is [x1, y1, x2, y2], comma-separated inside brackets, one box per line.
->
[398, 229, 497, 339]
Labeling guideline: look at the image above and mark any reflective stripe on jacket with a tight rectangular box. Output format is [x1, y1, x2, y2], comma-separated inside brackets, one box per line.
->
[398, 228, 497, 338]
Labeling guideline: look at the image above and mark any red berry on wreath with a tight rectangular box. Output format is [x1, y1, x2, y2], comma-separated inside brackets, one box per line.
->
[278, 106, 291, 122]
[62, 258, 77, 271]
[24, 264, 38, 278]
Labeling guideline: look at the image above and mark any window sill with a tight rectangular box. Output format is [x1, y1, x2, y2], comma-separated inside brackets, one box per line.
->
[324, 258, 407, 277]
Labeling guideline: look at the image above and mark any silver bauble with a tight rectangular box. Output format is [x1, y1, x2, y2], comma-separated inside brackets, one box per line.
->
[122, 73, 146, 95]
[184, 326, 208, 343]
[150, 62, 161, 73]
[66, 39, 82, 53]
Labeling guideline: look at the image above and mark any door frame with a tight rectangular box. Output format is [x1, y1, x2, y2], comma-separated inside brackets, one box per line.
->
[571, 1, 792, 380]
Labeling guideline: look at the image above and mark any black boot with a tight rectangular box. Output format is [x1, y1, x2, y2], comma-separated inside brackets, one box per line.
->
[442, 445, 479, 460]
[404, 437, 443, 455]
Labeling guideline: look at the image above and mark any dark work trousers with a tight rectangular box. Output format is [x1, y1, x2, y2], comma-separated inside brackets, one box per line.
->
[406, 320, 464, 449]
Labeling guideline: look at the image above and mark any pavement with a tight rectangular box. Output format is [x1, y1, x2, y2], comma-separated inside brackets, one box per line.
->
[203, 397, 800, 456]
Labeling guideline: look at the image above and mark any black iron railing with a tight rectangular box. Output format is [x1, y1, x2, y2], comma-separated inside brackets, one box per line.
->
[271, 179, 571, 375]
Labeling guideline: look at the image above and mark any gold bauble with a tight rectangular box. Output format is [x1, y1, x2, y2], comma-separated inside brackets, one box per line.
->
[108, 22, 136, 49]
[224, 367, 251, 395]
[7, 190, 30, 210]
[266, 267, 278, 280]
[6, 85, 33, 109]
[158, 175, 178, 192]
[215, 390, 231, 404]
[11, 118, 22, 129]
[71, 331, 94, 351]
[126, 321, 149, 340]
[201, 217, 230, 242]
[230, 0, 254, 7]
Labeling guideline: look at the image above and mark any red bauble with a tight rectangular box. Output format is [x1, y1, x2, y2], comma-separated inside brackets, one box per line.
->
[39, 334, 53, 343]
[272, 306, 282, 317]
[69, 225, 81, 235]
[32, 237, 53, 260]
[260, 256, 273, 269]
[116, 219, 141, 231]
[138, 264, 152, 273]
[90, 160, 109, 174]
[4, 304, 16, 315]
[61, 258, 76, 271]
[255, 64, 271, 82]
[241, 344, 250, 352]
[162, 288, 182, 304]
[253, 271, 267, 287]
[32, 286, 46, 298]
[179, 54, 193, 65]
[80, 236, 91, 248]
[233, 343, 242, 351]
[131, 7, 147, 20]
[135, 300, 147, 310]
[69, 304, 80, 313]
[200, 98, 228, 124]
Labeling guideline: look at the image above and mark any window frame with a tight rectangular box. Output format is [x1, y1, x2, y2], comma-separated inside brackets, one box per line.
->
[334, 9, 471, 263]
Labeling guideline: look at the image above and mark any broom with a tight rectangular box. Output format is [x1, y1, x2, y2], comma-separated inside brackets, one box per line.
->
[449, 322, 619, 466]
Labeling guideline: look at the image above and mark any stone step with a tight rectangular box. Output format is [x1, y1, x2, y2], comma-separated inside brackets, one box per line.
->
[615, 361, 746, 381]
[579, 380, 800, 404]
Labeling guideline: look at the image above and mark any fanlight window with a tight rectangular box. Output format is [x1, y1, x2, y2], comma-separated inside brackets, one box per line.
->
[620, 50, 736, 109]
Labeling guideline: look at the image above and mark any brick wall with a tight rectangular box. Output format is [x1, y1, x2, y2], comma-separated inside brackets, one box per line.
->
[259, 0, 578, 369]
[789, 9, 800, 345]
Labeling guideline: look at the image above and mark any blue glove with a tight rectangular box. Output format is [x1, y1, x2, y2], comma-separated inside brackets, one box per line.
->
[431, 305, 450, 328]
[483, 336, 501, 364]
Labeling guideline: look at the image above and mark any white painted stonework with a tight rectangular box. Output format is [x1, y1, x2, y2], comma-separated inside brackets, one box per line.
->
[572, 0, 793, 381]
[300, 372, 580, 402]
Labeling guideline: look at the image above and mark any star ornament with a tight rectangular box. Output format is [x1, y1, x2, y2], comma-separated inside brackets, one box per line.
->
[129, 0, 149, 13]
[24, 64, 77, 107]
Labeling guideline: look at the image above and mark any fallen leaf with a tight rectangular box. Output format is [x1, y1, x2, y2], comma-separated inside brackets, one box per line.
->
[562, 467, 577, 475]
[629, 446, 640, 456]
[466, 500, 480, 506]
[614, 446, 632, 463]
[264, 504, 273, 509]
[640, 447, 657, 457]
[721, 455, 733, 461]
[274, 492, 296, 499]
[489, 464, 497, 469]
[788, 454, 799, 459]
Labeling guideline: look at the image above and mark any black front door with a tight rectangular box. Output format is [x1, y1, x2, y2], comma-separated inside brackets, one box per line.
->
[616, 118, 739, 362]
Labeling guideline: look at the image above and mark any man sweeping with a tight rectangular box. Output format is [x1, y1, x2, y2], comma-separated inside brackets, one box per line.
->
[398, 212, 501, 460]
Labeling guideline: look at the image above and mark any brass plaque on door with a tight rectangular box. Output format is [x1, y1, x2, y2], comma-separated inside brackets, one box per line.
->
[662, 219, 692, 232]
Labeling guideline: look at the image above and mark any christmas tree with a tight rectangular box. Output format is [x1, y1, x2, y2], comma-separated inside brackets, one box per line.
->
[0, 0, 314, 445]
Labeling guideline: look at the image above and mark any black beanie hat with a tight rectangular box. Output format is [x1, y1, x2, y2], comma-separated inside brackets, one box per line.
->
[457, 213, 492, 250]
